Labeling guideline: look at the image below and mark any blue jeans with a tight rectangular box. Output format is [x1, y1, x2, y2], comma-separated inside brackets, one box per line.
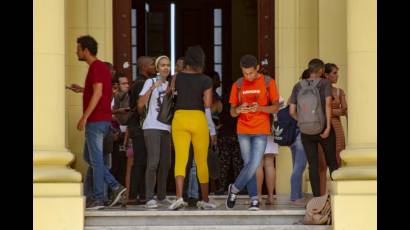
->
[83, 121, 119, 201]
[187, 160, 199, 199]
[84, 153, 111, 202]
[290, 131, 307, 201]
[234, 134, 268, 200]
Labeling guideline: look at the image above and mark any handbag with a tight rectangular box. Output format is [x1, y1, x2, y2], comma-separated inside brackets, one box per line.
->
[303, 193, 332, 225]
[157, 75, 176, 124]
[207, 144, 221, 180]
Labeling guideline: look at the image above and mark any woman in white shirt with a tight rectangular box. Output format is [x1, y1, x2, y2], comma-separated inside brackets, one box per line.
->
[137, 55, 172, 209]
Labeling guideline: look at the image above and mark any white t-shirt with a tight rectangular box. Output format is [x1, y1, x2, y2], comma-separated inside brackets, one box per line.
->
[139, 78, 171, 131]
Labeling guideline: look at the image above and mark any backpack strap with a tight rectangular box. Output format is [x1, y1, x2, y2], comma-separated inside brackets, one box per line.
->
[263, 75, 271, 89]
[300, 79, 308, 87]
[145, 78, 155, 113]
[311, 78, 322, 87]
[236, 77, 243, 104]
[263, 75, 272, 104]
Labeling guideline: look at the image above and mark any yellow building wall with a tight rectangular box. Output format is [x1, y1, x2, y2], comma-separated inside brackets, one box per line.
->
[65, 0, 113, 177]
[275, 0, 319, 194]
[319, 0, 348, 140]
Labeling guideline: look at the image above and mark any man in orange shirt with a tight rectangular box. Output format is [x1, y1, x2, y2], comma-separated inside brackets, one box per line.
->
[226, 55, 279, 211]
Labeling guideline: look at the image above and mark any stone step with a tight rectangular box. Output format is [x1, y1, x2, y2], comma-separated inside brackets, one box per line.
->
[85, 196, 328, 229]
[86, 208, 306, 226]
[85, 225, 332, 230]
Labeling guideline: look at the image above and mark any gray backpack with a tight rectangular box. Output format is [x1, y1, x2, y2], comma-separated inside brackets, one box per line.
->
[296, 79, 325, 135]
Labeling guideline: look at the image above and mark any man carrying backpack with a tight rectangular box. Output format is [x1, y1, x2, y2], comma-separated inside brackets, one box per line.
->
[226, 55, 279, 211]
[289, 59, 338, 198]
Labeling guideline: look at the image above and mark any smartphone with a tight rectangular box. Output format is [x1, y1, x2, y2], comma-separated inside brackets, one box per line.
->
[124, 108, 131, 112]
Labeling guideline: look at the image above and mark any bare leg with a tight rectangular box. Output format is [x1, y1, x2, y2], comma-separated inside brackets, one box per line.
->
[200, 183, 209, 202]
[175, 176, 185, 198]
[263, 155, 276, 204]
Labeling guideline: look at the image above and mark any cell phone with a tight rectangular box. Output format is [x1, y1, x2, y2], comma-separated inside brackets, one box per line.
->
[124, 108, 131, 112]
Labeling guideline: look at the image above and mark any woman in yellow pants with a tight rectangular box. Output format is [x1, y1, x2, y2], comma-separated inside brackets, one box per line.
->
[168, 45, 217, 210]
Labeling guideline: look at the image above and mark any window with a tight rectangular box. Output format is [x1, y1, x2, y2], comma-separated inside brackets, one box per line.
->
[213, 9, 222, 96]
[131, 9, 138, 80]
[170, 3, 175, 75]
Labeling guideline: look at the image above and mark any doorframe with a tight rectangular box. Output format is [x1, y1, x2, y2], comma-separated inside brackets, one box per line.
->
[257, 0, 275, 78]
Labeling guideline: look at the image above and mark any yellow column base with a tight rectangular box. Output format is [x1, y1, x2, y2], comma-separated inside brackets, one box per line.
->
[329, 147, 377, 230]
[33, 150, 84, 230]
[34, 183, 84, 230]
[329, 181, 377, 230]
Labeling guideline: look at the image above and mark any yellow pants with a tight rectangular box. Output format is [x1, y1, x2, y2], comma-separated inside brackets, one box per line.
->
[172, 110, 209, 183]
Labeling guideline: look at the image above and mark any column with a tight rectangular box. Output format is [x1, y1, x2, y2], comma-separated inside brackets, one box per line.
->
[329, 0, 377, 229]
[34, 0, 83, 229]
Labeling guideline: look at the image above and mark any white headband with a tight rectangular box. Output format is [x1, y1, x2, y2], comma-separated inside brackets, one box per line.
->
[155, 55, 170, 71]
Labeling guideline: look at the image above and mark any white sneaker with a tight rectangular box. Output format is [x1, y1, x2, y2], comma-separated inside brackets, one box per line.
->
[196, 200, 217, 210]
[168, 197, 187, 210]
[158, 197, 173, 205]
[146, 199, 158, 209]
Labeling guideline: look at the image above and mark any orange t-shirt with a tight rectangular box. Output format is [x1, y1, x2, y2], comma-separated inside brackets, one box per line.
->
[229, 74, 279, 134]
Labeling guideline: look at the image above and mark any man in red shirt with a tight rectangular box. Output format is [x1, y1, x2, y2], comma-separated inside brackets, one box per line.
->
[225, 55, 279, 211]
[75, 35, 126, 209]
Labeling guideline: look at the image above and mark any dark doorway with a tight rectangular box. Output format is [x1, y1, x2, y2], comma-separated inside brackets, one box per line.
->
[113, 0, 275, 195]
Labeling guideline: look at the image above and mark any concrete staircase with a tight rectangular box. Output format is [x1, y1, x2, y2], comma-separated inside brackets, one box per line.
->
[85, 195, 332, 230]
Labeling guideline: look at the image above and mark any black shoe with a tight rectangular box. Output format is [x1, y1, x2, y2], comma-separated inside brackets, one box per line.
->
[249, 199, 260, 211]
[188, 197, 199, 207]
[86, 199, 105, 210]
[108, 185, 127, 207]
[225, 184, 238, 209]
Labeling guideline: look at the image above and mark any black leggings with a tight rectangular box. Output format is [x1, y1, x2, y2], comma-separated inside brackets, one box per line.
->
[301, 127, 339, 197]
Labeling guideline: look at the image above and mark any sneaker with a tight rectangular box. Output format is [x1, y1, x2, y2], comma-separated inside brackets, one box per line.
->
[168, 197, 187, 210]
[108, 184, 127, 207]
[86, 199, 105, 210]
[86, 198, 93, 207]
[187, 197, 199, 207]
[249, 199, 260, 211]
[225, 184, 238, 209]
[197, 200, 217, 210]
[158, 197, 173, 205]
[146, 199, 158, 209]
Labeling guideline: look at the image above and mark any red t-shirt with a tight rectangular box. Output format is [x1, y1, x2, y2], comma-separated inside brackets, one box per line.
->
[83, 59, 112, 123]
[229, 74, 279, 134]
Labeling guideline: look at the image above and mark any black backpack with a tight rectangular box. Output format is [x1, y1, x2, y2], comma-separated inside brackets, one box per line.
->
[273, 105, 298, 146]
